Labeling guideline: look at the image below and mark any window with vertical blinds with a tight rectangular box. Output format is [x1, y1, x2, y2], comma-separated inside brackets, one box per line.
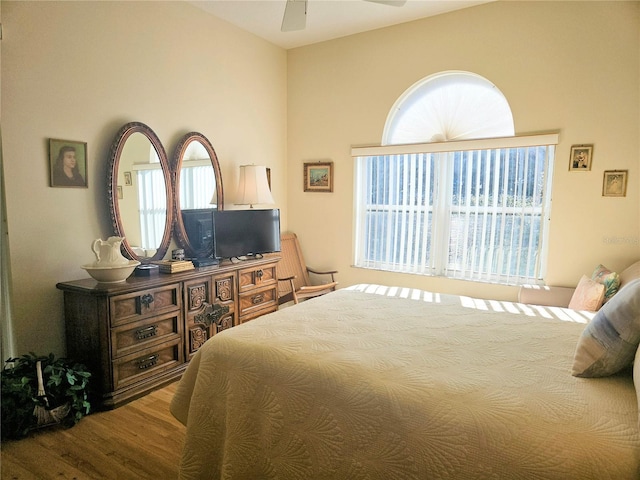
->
[136, 168, 167, 250]
[136, 163, 215, 250]
[352, 134, 557, 285]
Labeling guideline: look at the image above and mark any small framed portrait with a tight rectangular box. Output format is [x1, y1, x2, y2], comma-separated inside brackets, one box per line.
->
[124, 171, 132, 186]
[49, 138, 88, 188]
[569, 144, 593, 171]
[602, 170, 628, 197]
[117, 186, 123, 199]
[304, 161, 333, 193]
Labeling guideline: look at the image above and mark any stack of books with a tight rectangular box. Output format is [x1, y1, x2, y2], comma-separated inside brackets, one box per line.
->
[152, 260, 195, 274]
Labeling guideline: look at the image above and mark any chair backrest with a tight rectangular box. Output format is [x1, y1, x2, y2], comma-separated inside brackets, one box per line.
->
[277, 233, 311, 299]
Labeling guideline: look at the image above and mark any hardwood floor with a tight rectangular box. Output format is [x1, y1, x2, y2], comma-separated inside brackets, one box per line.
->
[1, 382, 185, 479]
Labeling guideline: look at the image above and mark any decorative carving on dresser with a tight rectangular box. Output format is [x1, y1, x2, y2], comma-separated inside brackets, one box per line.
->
[190, 326, 208, 353]
[218, 315, 234, 331]
[57, 256, 279, 410]
[216, 278, 233, 302]
[188, 284, 207, 310]
[194, 303, 230, 328]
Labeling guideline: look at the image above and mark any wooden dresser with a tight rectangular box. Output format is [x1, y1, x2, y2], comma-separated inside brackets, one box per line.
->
[57, 256, 279, 409]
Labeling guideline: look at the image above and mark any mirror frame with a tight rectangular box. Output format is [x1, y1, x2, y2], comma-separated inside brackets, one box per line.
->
[172, 131, 224, 259]
[108, 122, 174, 262]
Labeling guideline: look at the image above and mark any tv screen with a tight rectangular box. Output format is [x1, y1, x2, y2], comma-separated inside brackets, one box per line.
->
[181, 208, 215, 257]
[213, 209, 281, 259]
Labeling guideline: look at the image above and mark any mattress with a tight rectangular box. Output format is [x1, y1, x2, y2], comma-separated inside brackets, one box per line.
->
[171, 285, 640, 479]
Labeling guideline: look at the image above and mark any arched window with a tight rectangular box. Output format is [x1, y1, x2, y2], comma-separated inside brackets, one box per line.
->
[383, 71, 514, 145]
[352, 72, 556, 285]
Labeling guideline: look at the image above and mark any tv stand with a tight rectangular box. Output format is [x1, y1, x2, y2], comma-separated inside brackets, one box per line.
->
[57, 255, 280, 409]
[229, 254, 265, 264]
[191, 257, 219, 267]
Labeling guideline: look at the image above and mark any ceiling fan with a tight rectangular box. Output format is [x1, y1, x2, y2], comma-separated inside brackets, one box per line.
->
[281, 0, 407, 32]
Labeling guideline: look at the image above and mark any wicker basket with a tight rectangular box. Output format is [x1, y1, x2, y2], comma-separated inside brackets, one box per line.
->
[33, 360, 71, 428]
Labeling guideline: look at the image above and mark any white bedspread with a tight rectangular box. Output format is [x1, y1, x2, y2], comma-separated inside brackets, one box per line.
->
[171, 286, 640, 479]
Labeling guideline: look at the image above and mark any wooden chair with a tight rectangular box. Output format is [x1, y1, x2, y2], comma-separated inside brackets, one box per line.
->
[277, 232, 338, 305]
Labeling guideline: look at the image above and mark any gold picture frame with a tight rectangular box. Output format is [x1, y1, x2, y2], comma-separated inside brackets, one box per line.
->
[569, 144, 593, 171]
[304, 161, 333, 193]
[602, 170, 628, 197]
[49, 138, 88, 188]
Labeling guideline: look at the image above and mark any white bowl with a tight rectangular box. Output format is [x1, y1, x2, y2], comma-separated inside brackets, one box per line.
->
[82, 260, 141, 284]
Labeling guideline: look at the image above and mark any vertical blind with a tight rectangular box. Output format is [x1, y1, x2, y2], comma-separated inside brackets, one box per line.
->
[137, 164, 216, 249]
[179, 165, 217, 209]
[352, 134, 558, 285]
[137, 169, 167, 250]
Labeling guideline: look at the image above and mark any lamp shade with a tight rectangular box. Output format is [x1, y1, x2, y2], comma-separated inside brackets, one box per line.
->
[236, 165, 274, 208]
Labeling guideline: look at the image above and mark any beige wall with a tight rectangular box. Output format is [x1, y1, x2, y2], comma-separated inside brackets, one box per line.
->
[2, 1, 639, 359]
[287, 1, 640, 300]
[2, 1, 287, 357]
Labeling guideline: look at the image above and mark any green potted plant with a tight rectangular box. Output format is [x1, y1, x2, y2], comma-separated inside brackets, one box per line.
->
[1, 353, 92, 440]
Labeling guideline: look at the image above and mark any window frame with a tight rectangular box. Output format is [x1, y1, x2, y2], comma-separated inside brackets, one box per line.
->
[352, 133, 558, 286]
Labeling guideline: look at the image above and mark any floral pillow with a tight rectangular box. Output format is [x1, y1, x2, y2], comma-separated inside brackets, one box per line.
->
[591, 264, 621, 303]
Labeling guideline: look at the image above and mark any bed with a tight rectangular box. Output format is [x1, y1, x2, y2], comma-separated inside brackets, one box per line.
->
[170, 282, 640, 480]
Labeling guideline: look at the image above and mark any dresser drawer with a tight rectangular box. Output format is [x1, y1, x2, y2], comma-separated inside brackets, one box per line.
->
[111, 312, 182, 359]
[113, 340, 183, 390]
[239, 284, 277, 318]
[110, 283, 181, 327]
[238, 264, 276, 293]
[239, 303, 277, 324]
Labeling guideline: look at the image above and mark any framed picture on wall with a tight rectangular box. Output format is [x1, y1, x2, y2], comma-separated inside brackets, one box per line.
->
[124, 171, 132, 186]
[304, 161, 333, 193]
[569, 144, 593, 171]
[602, 170, 628, 197]
[49, 138, 88, 188]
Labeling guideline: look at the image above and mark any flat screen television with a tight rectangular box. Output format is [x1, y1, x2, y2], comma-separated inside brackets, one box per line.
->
[213, 209, 281, 259]
[181, 208, 215, 256]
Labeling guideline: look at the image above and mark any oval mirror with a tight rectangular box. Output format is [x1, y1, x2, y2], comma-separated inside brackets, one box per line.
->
[172, 132, 224, 259]
[108, 122, 174, 262]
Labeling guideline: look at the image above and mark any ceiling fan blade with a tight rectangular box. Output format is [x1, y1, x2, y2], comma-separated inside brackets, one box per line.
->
[281, 0, 307, 32]
[364, 0, 407, 6]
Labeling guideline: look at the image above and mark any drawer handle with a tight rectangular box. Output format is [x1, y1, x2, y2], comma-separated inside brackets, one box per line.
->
[194, 303, 230, 328]
[137, 354, 159, 370]
[140, 294, 154, 308]
[252, 293, 265, 305]
[135, 325, 158, 340]
[256, 269, 264, 279]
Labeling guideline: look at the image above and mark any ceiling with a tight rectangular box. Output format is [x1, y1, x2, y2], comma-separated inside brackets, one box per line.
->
[187, 0, 493, 50]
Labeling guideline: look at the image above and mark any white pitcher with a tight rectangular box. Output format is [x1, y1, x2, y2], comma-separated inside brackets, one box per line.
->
[92, 236, 129, 267]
